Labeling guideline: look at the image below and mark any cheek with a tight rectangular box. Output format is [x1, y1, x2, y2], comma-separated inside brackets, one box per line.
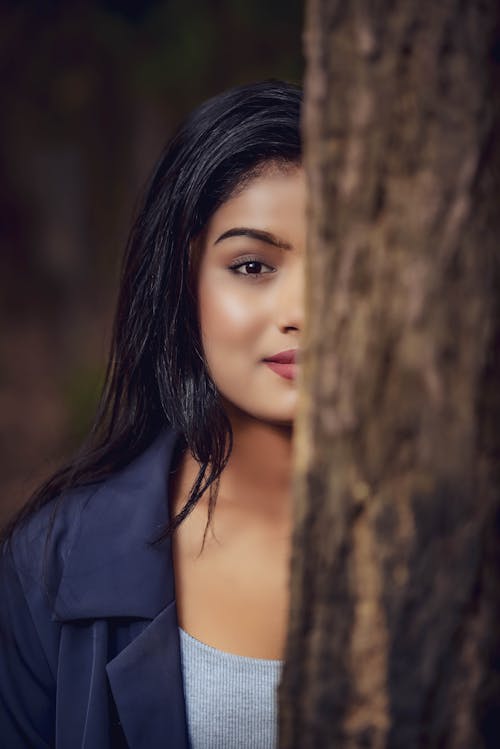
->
[199, 282, 265, 349]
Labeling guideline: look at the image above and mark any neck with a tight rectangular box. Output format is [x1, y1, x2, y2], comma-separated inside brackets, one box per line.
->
[218, 405, 294, 521]
[172, 407, 294, 526]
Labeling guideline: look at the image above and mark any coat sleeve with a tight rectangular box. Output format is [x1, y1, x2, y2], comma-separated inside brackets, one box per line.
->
[0, 541, 56, 748]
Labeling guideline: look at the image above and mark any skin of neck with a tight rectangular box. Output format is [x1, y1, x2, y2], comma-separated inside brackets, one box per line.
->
[217, 400, 294, 522]
[174, 403, 294, 529]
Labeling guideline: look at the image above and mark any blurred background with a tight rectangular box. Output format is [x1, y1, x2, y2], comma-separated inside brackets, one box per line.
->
[0, 0, 303, 525]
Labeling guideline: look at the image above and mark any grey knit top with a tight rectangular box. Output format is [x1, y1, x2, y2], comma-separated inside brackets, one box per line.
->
[179, 627, 283, 749]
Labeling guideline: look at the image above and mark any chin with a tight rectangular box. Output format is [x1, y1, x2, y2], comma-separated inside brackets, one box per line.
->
[222, 397, 295, 427]
[269, 417, 295, 429]
[256, 408, 296, 427]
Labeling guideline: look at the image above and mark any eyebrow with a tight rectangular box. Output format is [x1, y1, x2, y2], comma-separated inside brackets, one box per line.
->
[213, 227, 292, 250]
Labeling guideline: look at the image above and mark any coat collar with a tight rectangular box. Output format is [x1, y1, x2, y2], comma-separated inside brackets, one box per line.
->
[53, 428, 181, 622]
[106, 602, 190, 749]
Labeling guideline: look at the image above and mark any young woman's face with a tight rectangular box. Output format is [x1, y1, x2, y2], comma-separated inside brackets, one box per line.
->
[197, 165, 306, 425]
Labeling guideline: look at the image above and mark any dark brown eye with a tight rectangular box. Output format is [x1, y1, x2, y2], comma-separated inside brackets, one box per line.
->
[245, 261, 263, 274]
[230, 259, 275, 276]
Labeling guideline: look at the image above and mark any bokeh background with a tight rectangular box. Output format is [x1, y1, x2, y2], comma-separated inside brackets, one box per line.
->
[0, 0, 303, 526]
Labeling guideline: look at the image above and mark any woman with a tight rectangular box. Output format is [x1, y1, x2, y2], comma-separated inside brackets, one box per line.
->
[0, 79, 305, 748]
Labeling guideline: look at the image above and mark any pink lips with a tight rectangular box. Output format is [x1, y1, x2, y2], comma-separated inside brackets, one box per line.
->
[263, 349, 298, 381]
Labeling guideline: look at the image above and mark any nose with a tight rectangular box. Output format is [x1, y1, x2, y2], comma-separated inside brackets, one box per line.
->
[276, 259, 305, 335]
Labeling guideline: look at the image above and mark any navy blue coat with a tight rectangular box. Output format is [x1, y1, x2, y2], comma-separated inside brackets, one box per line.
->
[0, 429, 191, 748]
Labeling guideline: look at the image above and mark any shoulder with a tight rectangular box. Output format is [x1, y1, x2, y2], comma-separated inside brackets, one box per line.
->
[3, 427, 180, 623]
[3, 482, 94, 601]
[0, 428, 181, 746]
[7, 430, 177, 578]
[0, 483, 94, 681]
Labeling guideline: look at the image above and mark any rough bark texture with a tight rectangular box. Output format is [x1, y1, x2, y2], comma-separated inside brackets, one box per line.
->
[279, 1, 500, 747]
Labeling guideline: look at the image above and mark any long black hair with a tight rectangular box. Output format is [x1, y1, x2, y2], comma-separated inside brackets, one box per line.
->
[3, 79, 303, 543]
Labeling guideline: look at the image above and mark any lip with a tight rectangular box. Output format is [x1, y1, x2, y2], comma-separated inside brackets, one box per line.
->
[263, 349, 298, 364]
[263, 349, 298, 381]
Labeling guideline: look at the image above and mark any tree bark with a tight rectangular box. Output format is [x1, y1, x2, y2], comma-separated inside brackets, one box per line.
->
[279, 1, 500, 747]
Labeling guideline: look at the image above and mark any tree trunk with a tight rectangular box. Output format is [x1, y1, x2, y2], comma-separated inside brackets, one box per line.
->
[279, 1, 500, 747]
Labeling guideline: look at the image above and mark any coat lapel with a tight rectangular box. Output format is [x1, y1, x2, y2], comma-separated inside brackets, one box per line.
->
[106, 602, 189, 749]
[50, 428, 190, 747]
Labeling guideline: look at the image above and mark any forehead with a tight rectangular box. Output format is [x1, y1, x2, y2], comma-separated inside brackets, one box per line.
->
[204, 166, 307, 242]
